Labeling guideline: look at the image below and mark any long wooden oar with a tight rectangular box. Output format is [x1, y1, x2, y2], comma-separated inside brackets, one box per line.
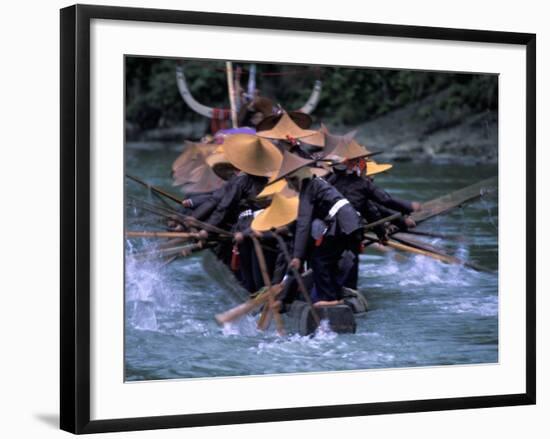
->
[127, 197, 186, 228]
[215, 283, 283, 325]
[389, 234, 493, 272]
[127, 199, 175, 221]
[361, 176, 497, 238]
[364, 231, 487, 271]
[412, 176, 497, 224]
[128, 195, 233, 238]
[398, 230, 466, 242]
[126, 174, 183, 204]
[385, 240, 462, 265]
[272, 232, 320, 327]
[130, 241, 214, 261]
[363, 212, 402, 232]
[251, 236, 285, 335]
[126, 231, 200, 239]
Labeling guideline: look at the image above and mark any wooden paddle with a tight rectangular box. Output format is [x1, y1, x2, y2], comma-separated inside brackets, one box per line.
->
[399, 230, 467, 242]
[126, 231, 200, 239]
[389, 234, 493, 272]
[128, 195, 233, 239]
[215, 283, 283, 325]
[130, 241, 215, 261]
[251, 235, 285, 335]
[272, 232, 321, 327]
[126, 174, 183, 204]
[411, 176, 498, 225]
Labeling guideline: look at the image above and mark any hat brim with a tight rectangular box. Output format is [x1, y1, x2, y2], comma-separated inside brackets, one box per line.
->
[256, 111, 313, 131]
[222, 135, 282, 177]
[326, 150, 383, 165]
[205, 152, 237, 180]
[366, 162, 393, 176]
[269, 159, 315, 185]
[251, 193, 299, 232]
[256, 179, 287, 198]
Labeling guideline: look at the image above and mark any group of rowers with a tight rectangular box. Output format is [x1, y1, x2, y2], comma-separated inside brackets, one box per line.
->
[171, 102, 421, 310]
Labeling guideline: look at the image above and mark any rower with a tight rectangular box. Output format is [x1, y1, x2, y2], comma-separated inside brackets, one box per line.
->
[199, 134, 283, 293]
[179, 146, 240, 221]
[323, 139, 421, 289]
[237, 95, 276, 128]
[269, 150, 363, 307]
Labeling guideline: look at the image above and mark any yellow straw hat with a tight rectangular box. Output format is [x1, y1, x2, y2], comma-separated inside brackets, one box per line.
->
[256, 111, 313, 131]
[256, 179, 287, 198]
[366, 161, 393, 176]
[269, 150, 316, 184]
[251, 192, 299, 232]
[323, 139, 377, 163]
[205, 152, 237, 180]
[181, 165, 225, 193]
[172, 142, 216, 172]
[222, 134, 283, 177]
[300, 130, 326, 147]
[256, 112, 317, 140]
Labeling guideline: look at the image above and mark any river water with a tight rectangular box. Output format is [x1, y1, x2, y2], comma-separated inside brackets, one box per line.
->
[124, 143, 498, 381]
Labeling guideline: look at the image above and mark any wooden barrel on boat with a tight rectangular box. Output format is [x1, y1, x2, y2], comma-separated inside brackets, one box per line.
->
[283, 301, 356, 336]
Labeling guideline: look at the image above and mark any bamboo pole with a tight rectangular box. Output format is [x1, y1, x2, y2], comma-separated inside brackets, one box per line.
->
[272, 232, 321, 327]
[251, 236, 285, 335]
[126, 174, 182, 204]
[126, 231, 200, 239]
[225, 61, 238, 128]
[385, 240, 459, 265]
[215, 284, 283, 325]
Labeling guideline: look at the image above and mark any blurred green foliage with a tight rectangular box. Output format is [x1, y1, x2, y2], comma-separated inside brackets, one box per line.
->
[125, 57, 497, 131]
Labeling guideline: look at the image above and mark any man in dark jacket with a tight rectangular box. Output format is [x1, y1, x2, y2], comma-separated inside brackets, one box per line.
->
[199, 134, 283, 293]
[324, 142, 421, 289]
[270, 150, 363, 306]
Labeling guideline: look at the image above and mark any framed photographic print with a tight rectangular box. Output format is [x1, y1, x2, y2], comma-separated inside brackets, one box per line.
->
[60, 4, 536, 434]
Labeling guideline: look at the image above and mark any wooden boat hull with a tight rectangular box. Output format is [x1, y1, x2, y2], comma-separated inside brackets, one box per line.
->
[202, 250, 367, 335]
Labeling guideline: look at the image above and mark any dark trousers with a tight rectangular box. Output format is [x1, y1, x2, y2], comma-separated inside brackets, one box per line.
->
[310, 230, 362, 301]
[238, 238, 277, 293]
[341, 229, 363, 290]
[310, 236, 347, 302]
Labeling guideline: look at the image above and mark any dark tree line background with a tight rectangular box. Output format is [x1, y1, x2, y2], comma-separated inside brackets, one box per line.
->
[126, 57, 497, 134]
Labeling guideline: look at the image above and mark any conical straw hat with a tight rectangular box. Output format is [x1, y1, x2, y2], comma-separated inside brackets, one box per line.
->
[324, 139, 377, 163]
[257, 180, 298, 199]
[269, 150, 316, 184]
[256, 112, 317, 140]
[172, 142, 216, 173]
[319, 125, 358, 150]
[300, 130, 326, 147]
[256, 179, 287, 198]
[205, 151, 237, 180]
[251, 192, 299, 232]
[366, 161, 393, 176]
[256, 111, 313, 131]
[181, 165, 225, 194]
[222, 134, 283, 177]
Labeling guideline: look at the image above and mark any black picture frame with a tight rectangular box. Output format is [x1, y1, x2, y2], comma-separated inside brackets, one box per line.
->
[60, 4, 536, 434]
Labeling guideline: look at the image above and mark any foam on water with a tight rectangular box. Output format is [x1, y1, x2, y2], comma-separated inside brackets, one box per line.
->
[125, 239, 177, 331]
[222, 315, 260, 337]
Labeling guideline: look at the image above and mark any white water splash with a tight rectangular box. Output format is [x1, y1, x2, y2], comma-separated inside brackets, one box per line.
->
[222, 314, 260, 337]
[127, 300, 157, 331]
[314, 319, 338, 340]
[125, 239, 174, 331]
[383, 242, 477, 288]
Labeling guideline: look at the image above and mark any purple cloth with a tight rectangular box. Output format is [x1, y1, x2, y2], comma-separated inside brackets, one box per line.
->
[216, 127, 256, 137]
